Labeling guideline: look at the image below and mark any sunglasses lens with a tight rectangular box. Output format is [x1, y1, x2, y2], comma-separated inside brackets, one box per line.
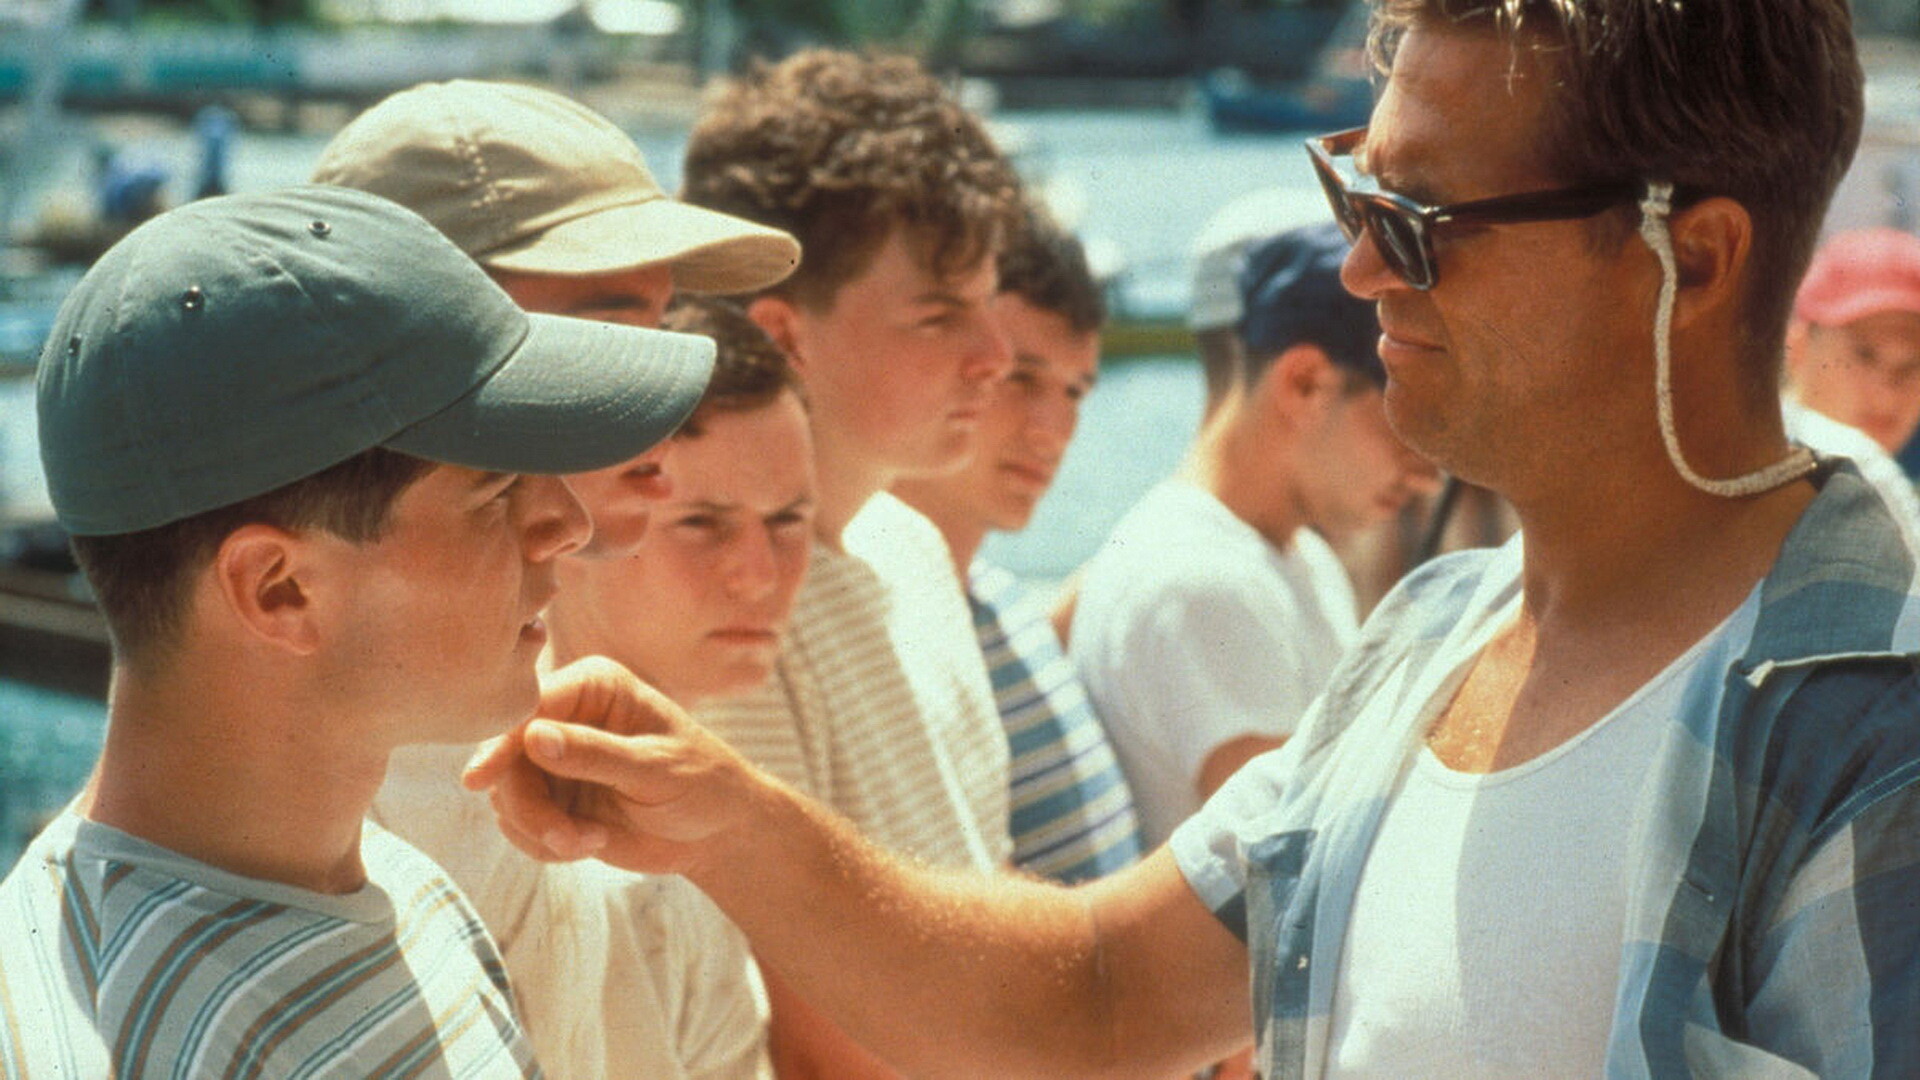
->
[1362, 204, 1433, 289]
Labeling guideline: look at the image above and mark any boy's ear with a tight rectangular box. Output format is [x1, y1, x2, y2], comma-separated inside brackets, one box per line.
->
[210, 524, 321, 656]
[1256, 343, 1340, 424]
[747, 295, 806, 375]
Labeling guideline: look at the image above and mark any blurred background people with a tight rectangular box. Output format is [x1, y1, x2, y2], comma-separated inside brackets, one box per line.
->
[1786, 228, 1920, 457]
[1070, 222, 1438, 849]
[1778, 227, 1920, 547]
[895, 203, 1143, 884]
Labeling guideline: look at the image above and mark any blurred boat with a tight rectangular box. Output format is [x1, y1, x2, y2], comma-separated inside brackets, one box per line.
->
[1198, 2, 1371, 134]
[1198, 67, 1369, 134]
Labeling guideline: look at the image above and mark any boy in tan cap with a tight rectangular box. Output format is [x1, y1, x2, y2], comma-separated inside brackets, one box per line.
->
[314, 77, 798, 558]
[313, 79, 798, 1080]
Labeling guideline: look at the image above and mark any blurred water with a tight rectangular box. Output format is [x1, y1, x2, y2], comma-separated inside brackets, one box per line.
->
[3, 107, 1327, 318]
[0, 681, 103, 871]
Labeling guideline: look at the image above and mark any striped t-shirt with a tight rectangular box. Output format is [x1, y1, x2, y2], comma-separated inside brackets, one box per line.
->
[968, 561, 1143, 882]
[0, 811, 541, 1079]
[696, 494, 1012, 871]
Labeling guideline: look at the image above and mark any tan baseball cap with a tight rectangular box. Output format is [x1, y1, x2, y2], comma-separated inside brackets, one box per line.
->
[311, 79, 800, 293]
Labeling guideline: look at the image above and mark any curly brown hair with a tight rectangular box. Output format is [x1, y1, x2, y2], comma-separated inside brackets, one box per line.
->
[1368, 0, 1863, 392]
[660, 293, 803, 437]
[682, 49, 1023, 310]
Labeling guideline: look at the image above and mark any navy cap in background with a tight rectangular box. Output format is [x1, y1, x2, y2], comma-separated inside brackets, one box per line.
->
[1236, 221, 1384, 385]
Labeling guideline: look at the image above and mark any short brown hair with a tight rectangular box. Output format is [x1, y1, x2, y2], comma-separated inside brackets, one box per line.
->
[998, 201, 1106, 337]
[1370, 0, 1863, 376]
[70, 448, 431, 664]
[660, 294, 803, 437]
[681, 49, 1022, 311]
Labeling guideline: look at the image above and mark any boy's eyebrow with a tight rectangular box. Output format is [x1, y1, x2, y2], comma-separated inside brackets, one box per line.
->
[675, 494, 816, 516]
[675, 498, 740, 514]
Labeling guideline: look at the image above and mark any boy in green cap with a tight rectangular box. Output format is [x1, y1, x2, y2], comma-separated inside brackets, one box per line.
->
[0, 185, 712, 1075]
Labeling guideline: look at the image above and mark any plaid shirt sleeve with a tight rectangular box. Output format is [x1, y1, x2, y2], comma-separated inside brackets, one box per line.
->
[1727, 666, 1920, 1079]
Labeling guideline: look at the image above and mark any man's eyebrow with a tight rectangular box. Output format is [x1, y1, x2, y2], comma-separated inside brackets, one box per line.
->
[1370, 161, 1445, 206]
[1357, 138, 1444, 206]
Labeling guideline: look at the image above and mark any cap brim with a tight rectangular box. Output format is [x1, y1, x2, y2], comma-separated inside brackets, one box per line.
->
[1800, 285, 1920, 327]
[483, 198, 801, 294]
[386, 312, 715, 474]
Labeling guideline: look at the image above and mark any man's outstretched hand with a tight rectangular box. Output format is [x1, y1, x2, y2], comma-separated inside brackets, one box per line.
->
[462, 656, 762, 876]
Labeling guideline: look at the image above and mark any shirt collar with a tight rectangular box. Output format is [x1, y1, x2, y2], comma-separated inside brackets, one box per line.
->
[1742, 456, 1920, 673]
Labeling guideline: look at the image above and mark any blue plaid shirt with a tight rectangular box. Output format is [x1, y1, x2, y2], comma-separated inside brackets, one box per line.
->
[1172, 461, 1920, 1078]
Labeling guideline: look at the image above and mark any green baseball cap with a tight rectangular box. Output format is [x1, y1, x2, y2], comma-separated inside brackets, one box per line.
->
[38, 184, 716, 536]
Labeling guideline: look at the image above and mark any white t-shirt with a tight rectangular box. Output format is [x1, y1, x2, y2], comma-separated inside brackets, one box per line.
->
[1783, 399, 1920, 554]
[697, 493, 1012, 870]
[1070, 479, 1359, 847]
[375, 745, 770, 1080]
[1325, 589, 1758, 1078]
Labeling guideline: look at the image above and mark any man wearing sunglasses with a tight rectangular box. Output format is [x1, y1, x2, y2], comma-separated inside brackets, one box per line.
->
[464, 3, 1920, 1078]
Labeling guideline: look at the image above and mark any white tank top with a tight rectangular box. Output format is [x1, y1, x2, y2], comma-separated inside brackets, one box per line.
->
[1324, 619, 1735, 1078]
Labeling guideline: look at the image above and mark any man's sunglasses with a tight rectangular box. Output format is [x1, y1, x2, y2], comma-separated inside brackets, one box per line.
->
[1306, 127, 1644, 290]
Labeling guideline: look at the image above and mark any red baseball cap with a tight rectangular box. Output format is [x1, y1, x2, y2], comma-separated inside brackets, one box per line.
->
[1794, 228, 1920, 326]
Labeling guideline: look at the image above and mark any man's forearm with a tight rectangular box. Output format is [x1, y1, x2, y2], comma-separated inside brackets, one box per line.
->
[468, 660, 1246, 1078]
[684, 775, 1121, 1079]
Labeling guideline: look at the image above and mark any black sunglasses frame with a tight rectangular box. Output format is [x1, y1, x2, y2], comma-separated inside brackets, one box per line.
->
[1306, 127, 1644, 290]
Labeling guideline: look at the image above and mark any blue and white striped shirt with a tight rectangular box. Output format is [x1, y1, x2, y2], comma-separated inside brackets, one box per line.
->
[969, 562, 1143, 882]
[1172, 461, 1920, 1078]
[0, 813, 542, 1078]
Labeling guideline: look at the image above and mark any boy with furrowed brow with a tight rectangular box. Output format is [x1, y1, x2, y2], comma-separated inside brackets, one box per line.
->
[0, 184, 713, 1075]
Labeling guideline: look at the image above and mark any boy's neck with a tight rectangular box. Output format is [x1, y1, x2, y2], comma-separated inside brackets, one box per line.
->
[81, 669, 387, 895]
[1183, 407, 1303, 552]
[810, 431, 894, 549]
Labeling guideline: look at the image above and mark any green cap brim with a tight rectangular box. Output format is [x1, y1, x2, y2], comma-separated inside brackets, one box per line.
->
[386, 311, 715, 474]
